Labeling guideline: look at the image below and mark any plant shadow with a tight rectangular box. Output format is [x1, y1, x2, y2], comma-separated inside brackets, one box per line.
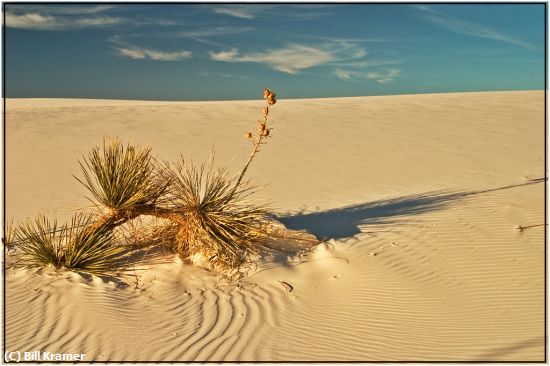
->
[276, 179, 545, 241]
[474, 336, 544, 360]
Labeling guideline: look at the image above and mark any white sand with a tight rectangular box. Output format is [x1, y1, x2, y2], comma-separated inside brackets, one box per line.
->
[4, 91, 545, 361]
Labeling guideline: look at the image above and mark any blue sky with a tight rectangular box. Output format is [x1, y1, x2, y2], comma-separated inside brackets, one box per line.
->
[4, 3, 546, 100]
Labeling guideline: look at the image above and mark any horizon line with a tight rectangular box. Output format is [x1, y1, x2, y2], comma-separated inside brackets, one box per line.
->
[4, 88, 545, 103]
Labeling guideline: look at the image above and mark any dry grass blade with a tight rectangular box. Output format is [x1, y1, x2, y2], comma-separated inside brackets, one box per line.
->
[167, 157, 271, 270]
[14, 215, 65, 269]
[75, 138, 169, 211]
[115, 216, 178, 250]
[114, 216, 178, 266]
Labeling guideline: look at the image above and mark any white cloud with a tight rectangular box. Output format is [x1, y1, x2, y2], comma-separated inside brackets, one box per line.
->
[366, 69, 400, 84]
[302, 35, 389, 44]
[43, 5, 114, 15]
[336, 59, 403, 68]
[418, 6, 536, 50]
[209, 39, 402, 83]
[214, 6, 256, 19]
[177, 26, 253, 38]
[209, 36, 402, 82]
[6, 4, 114, 15]
[76, 17, 122, 27]
[210, 49, 241, 62]
[220, 73, 250, 79]
[174, 26, 254, 48]
[5, 12, 123, 30]
[115, 46, 192, 61]
[333, 68, 353, 80]
[211, 4, 330, 21]
[212, 5, 268, 19]
[210, 44, 336, 74]
[259, 45, 336, 73]
[210, 41, 368, 74]
[333, 68, 401, 84]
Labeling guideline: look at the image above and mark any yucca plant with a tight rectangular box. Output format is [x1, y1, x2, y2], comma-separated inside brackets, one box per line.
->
[166, 157, 271, 271]
[75, 139, 170, 215]
[63, 213, 128, 275]
[13, 215, 65, 269]
[13, 213, 129, 275]
[11, 88, 283, 278]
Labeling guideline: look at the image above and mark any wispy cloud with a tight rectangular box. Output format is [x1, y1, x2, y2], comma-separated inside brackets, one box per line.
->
[54, 5, 115, 14]
[366, 69, 401, 84]
[198, 70, 250, 79]
[417, 6, 536, 50]
[177, 26, 254, 39]
[336, 59, 403, 68]
[332, 59, 403, 82]
[273, 5, 333, 21]
[333, 68, 354, 81]
[210, 41, 367, 74]
[6, 4, 115, 15]
[5, 12, 123, 30]
[174, 26, 254, 48]
[212, 5, 264, 19]
[211, 4, 330, 21]
[209, 39, 402, 83]
[298, 35, 390, 44]
[210, 45, 336, 74]
[115, 46, 191, 61]
[220, 73, 250, 79]
[5, 6, 180, 30]
[333, 68, 401, 83]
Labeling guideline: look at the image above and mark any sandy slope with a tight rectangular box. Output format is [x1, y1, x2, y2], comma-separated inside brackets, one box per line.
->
[4, 91, 545, 361]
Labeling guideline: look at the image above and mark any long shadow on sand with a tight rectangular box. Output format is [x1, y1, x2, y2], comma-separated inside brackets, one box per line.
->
[276, 179, 545, 241]
[474, 336, 544, 360]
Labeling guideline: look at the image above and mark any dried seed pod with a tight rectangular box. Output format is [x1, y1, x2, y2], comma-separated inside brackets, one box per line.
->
[258, 122, 266, 133]
[263, 107, 269, 117]
[263, 88, 272, 99]
[244, 132, 253, 139]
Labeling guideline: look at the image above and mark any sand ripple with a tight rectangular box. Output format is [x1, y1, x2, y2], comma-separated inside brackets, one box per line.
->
[5, 263, 290, 361]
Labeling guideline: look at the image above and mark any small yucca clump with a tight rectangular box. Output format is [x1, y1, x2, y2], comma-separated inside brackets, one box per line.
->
[14, 215, 65, 269]
[76, 138, 170, 217]
[166, 158, 271, 271]
[14, 213, 128, 275]
[63, 213, 127, 275]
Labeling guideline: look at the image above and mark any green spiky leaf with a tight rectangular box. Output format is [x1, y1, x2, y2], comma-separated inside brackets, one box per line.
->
[75, 138, 169, 211]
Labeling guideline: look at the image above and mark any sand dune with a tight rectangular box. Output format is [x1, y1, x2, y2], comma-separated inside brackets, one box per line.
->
[4, 91, 545, 361]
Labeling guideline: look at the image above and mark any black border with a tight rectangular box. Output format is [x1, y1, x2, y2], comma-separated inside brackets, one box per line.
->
[1, 2, 547, 364]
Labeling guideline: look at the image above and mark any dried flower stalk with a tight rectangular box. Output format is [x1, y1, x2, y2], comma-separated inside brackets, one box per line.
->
[231, 88, 277, 197]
